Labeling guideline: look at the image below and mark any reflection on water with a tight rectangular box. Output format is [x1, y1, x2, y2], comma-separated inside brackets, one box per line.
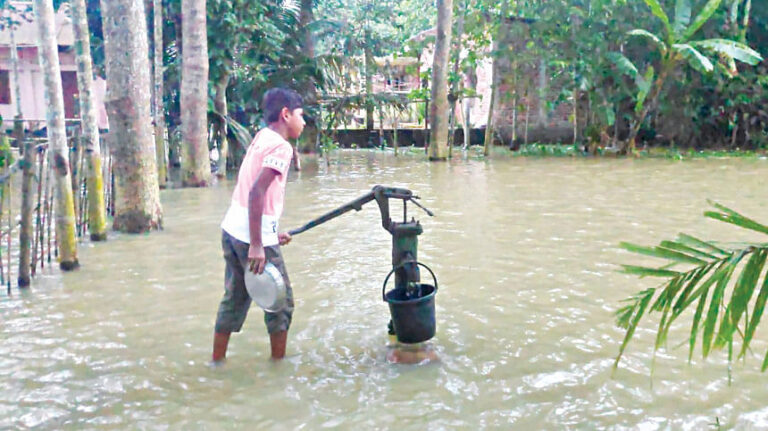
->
[2, 151, 768, 429]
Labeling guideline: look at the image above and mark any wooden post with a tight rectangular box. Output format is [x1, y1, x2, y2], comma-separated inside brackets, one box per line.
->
[18, 139, 34, 287]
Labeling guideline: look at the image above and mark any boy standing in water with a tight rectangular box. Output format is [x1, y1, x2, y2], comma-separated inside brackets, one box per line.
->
[212, 88, 305, 363]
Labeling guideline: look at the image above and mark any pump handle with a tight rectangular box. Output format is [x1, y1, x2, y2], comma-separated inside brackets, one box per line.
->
[287, 185, 433, 236]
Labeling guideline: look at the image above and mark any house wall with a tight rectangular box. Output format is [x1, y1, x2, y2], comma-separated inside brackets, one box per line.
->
[0, 46, 109, 130]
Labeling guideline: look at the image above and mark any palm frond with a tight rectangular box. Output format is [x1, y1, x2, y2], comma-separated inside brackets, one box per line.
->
[614, 201, 768, 373]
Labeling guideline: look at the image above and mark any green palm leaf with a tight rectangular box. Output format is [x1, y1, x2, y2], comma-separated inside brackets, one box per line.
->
[705, 201, 768, 236]
[615, 201, 768, 374]
[606, 52, 638, 78]
[692, 39, 763, 65]
[673, 0, 692, 39]
[682, 0, 723, 41]
[676, 233, 728, 256]
[742, 271, 768, 359]
[673, 43, 714, 73]
[619, 241, 706, 265]
[627, 29, 667, 54]
[715, 249, 766, 350]
[643, 0, 673, 41]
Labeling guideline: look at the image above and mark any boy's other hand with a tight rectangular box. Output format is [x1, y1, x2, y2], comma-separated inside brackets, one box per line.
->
[278, 232, 292, 246]
[248, 244, 266, 274]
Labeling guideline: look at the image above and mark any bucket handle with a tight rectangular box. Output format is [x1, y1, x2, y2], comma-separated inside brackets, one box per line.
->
[382, 261, 438, 301]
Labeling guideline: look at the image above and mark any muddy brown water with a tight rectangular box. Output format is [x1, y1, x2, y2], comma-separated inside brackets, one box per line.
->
[2, 150, 768, 429]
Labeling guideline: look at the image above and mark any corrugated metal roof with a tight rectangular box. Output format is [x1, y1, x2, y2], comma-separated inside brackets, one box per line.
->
[0, 1, 74, 47]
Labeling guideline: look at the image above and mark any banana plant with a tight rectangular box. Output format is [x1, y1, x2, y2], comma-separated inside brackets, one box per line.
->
[613, 0, 762, 154]
[615, 202, 768, 374]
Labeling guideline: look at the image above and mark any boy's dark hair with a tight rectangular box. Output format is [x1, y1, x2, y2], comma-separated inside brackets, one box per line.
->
[262, 88, 303, 123]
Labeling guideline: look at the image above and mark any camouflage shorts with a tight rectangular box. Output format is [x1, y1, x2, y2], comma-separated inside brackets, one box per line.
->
[215, 230, 294, 334]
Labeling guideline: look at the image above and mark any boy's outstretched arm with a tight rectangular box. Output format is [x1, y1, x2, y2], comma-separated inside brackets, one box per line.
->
[248, 167, 278, 274]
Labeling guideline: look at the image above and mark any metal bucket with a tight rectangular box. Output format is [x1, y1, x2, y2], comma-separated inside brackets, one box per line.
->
[382, 262, 438, 344]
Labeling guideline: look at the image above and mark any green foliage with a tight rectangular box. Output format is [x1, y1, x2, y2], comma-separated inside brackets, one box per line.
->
[615, 202, 768, 373]
[513, 143, 580, 157]
[0, 135, 13, 168]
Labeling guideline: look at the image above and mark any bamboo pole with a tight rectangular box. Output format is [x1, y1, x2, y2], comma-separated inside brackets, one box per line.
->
[18, 139, 34, 287]
[0, 167, 5, 287]
[42, 146, 51, 265]
[6, 155, 12, 292]
[32, 146, 44, 274]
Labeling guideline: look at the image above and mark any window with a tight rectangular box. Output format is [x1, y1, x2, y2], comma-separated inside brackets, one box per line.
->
[0, 71, 10, 105]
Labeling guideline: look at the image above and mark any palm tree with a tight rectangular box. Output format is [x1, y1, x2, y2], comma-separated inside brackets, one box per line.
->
[34, 0, 79, 270]
[101, 0, 163, 232]
[71, 0, 108, 241]
[617, 0, 762, 154]
[427, 0, 453, 161]
[180, 0, 211, 187]
[615, 202, 768, 373]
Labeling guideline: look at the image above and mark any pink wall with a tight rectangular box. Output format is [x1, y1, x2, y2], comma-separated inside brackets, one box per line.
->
[0, 46, 109, 130]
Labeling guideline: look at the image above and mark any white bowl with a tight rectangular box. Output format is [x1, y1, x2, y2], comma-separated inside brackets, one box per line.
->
[244, 262, 287, 312]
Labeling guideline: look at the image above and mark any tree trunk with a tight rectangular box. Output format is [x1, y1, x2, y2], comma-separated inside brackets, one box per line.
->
[18, 140, 33, 286]
[537, 58, 547, 126]
[180, 0, 211, 187]
[464, 65, 476, 149]
[71, 0, 108, 242]
[101, 0, 163, 233]
[483, 0, 509, 156]
[483, 57, 497, 155]
[392, 105, 399, 155]
[573, 88, 578, 146]
[34, 0, 79, 270]
[298, 0, 318, 153]
[428, 0, 453, 161]
[625, 63, 671, 155]
[213, 70, 230, 178]
[364, 28, 374, 131]
[741, 0, 751, 43]
[9, 19, 24, 142]
[168, 7, 182, 168]
[153, 0, 168, 188]
[447, 5, 465, 158]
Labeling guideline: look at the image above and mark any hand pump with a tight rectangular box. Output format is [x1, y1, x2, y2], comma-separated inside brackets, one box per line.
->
[289, 185, 439, 343]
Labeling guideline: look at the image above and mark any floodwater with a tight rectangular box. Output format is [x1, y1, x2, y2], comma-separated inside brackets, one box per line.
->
[2, 150, 768, 429]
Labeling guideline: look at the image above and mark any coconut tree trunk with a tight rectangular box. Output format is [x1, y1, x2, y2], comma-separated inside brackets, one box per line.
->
[34, 0, 79, 270]
[71, 0, 108, 242]
[428, 0, 453, 161]
[153, 0, 168, 188]
[213, 69, 230, 178]
[180, 0, 210, 186]
[101, 0, 163, 233]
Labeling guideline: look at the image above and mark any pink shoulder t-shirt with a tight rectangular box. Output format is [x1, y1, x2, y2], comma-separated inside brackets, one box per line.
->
[220, 127, 293, 246]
